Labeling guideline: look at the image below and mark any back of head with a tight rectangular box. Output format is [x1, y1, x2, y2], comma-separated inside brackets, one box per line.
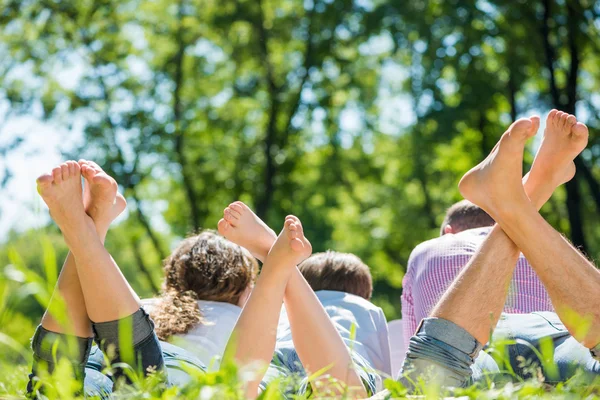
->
[440, 200, 495, 236]
[152, 230, 258, 340]
[298, 251, 373, 300]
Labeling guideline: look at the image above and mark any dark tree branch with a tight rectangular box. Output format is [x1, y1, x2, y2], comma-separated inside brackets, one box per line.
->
[280, 6, 316, 146]
[172, 0, 202, 230]
[563, 0, 588, 250]
[76, 31, 172, 263]
[565, 1, 580, 113]
[507, 63, 518, 122]
[255, 0, 281, 219]
[131, 191, 169, 262]
[131, 237, 161, 293]
[540, 0, 562, 106]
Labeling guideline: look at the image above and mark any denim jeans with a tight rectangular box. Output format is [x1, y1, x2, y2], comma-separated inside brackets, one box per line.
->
[400, 312, 600, 390]
[260, 339, 379, 397]
[27, 308, 205, 398]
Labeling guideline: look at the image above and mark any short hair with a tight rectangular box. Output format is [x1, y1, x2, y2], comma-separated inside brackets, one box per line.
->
[151, 230, 258, 340]
[298, 251, 373, 300]
[440, 200, 495, 235]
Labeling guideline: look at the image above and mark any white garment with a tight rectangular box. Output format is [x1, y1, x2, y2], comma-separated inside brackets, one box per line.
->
[276, 290, 392, 377]
[141, 298, 241, 369]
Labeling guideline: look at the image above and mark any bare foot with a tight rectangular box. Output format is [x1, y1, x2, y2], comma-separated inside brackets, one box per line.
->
[528, 110, 589, 187]
[79, 160, 127, 226]
[459, 117, 539, 215]
[217, 201, 276, 262]
[36, 161, 90, 236]
[266, 215, 312, 268]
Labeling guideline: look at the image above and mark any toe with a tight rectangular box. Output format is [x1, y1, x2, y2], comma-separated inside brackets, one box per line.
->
[286, 215, 304, 233]
[66, 161, 76, 175]
[572, 122, 589, 139]
[67, 160, 80, 176]
[285, 215, 300, 224]
[225, 207, 240, 220]
[230, 203, 244, 214]
[566, 114, 577, 127]
[60, 163, 70, 180]
[508, 118, 535, 141]
[87, 161, 103, 172]
[81, 165, 94, 180]
[553, 111, 562, 129]
[548, 109, 558, 122]
[529, 116, 540, 133]
[224, 211, 237, 225]
[284, 217, 295, 229]
[36, 173, 54, 186]
[218, 218, 230, 235]
[52, 167, 63, 183]
[233, 201, 249, 211]
[556, 111, 566, 129]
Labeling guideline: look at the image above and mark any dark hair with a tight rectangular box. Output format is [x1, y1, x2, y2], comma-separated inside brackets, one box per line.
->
[440, 200, 495, 235]
[150, 230, 258, 340]
[298, 251, 373, 300]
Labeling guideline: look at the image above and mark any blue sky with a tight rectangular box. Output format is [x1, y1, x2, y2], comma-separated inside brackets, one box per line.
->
[0, 117, 69, 239]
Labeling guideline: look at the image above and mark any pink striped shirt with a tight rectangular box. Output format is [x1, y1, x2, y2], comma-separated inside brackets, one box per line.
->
[401, 227, 554, 348]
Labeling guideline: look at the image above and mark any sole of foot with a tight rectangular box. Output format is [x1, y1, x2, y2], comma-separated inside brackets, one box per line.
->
[267, 215, 312, 267]
[218, 201, 276, 260]
[79, 160, 126, 222]
[529, 110, 588, 186]
[458, 117, 539, 215]
[36, 161, 87, 231]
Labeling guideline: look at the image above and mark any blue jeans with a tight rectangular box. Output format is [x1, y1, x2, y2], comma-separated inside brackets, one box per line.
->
[27, 309, 205, 398]
[400, 312, 600, 390]
[260, 340, 379, 397]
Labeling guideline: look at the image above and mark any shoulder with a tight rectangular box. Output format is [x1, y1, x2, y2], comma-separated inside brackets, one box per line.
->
[197, 300, 242, 321]
[408, 227, 490, 262]
[317, 290, 380, 311]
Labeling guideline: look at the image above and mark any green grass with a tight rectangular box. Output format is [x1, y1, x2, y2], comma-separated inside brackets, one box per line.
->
[1, 239, 600, 399]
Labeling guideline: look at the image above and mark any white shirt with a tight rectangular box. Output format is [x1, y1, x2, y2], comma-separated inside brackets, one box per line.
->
[277, 290, 392, 377]
[142, 298, 241, 369]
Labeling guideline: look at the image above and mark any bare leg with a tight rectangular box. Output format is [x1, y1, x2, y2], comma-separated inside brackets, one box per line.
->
[220, 203, 368, 397]
[431, 112, 581, 344]
[36, 161, 139, 323]
[40, 161, 127, 336]
[224, 215, 313, 398]
[460, 112, 599, 348]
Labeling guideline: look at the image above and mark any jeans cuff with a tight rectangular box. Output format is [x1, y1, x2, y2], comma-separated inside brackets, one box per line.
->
[417, 317, 484, 358]
[92, 308, 155, 349]
[31, 325, 93, 367]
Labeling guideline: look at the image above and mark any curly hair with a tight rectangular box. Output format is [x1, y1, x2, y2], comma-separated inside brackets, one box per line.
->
[150, 230, 258, 341]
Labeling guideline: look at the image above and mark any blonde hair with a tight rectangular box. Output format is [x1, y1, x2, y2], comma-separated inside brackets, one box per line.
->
[150, 230, 258, 340]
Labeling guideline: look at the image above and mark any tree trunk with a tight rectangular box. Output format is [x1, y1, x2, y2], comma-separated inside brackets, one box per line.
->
[539, 0, 588, 250]
[131, 238, 161, 293]
[255, 0, 280, 220]
[172, 0, 202, 229]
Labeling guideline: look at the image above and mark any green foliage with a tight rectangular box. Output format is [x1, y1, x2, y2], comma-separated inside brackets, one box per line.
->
[2, 0, 600, 397]
[2, 0, 600, 322]
[1, 239, 599, 398]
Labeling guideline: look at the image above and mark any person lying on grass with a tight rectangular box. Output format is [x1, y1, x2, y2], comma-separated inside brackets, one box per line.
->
[397, 110, 600, 392]
[28, 160, 374, 399]
[220, 213, 376, 398]
[28, 160, 205, 398]
[401, 198, 555, 350]
[218, 203, 391, 392]
[142, 230, 258, 370]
